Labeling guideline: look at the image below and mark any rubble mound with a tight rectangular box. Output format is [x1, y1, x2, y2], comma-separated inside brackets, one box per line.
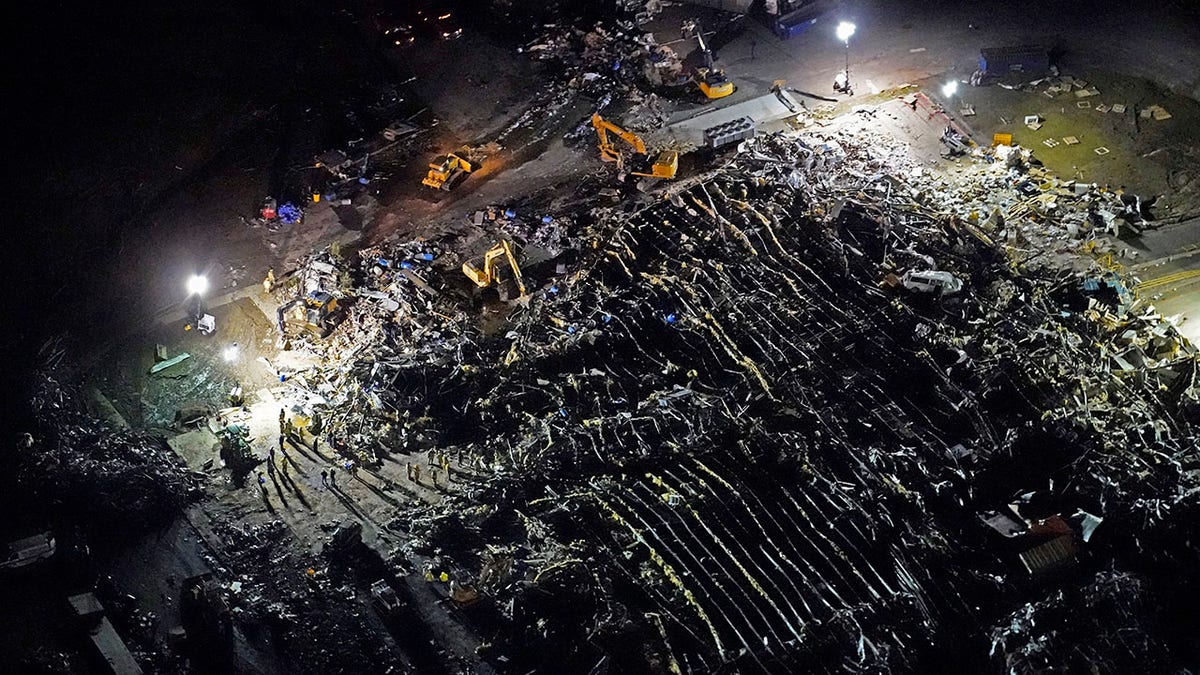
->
[349, 125, 1198, 671]
[15, 340, 204, 534]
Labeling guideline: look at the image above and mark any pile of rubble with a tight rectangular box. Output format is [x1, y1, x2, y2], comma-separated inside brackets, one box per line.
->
[195, 515, 404, 673]
[14, 338, 204, 534]
[265, 101, 1200, 671]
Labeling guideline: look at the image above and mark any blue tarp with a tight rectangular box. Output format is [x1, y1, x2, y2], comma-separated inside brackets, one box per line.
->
[278, 202, 303, 224]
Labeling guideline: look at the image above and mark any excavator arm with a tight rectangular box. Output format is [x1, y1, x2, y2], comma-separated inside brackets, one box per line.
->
[591, 113, 675, 179]
[591, 114, 648, 159]
[462, 240, 527, 299]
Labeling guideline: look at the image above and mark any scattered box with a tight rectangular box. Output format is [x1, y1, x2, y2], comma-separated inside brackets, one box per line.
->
[1094, 146, 1110, 155]
[1063, 136, 1080, 145]
[1095, 104, 1110, 113]
[1111, 103, 1126, 114]
[960, 104, 976, 116]
[992, 132, 1013, 146]
[1043, 138, 1061, 148]
[1023, 114, 1040, 125]
[1076, 101, 1091, 109]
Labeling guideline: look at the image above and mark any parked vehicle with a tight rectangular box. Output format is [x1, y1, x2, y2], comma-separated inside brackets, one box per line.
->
[1, 531, 56, 570]
[902, 270, 963, 295]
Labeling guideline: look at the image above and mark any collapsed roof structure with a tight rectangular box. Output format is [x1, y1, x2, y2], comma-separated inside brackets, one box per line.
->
[15, 13, 1199, 672]
[259, 105, 1199, 671]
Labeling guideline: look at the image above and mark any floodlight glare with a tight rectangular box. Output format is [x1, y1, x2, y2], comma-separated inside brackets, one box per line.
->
[187, 274, 209, 296]
[942, 81, 959, 98]
[836, 21, 856, 43]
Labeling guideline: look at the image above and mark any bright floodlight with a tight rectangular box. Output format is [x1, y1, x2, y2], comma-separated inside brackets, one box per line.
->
[836, 21, 856, 43]
[223, 343, 240, 362]
[942, 81, 959, 98]
[187, 274, 208, 296]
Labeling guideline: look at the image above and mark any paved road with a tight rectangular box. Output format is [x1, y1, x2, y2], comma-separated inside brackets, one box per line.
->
[686, 0, 1200, 105]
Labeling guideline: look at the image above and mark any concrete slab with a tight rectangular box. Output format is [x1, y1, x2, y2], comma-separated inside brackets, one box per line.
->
[168, 428, 221, 471]
[658, 89, 804, 148]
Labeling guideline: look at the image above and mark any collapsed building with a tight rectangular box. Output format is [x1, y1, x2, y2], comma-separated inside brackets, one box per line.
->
[262, 107, 1199, 672]
[13, 15, 1199, 669]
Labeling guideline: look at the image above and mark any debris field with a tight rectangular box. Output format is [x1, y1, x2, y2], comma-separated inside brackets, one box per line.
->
[217, 106, 1198, 671]
[12, 10, 1200, 673]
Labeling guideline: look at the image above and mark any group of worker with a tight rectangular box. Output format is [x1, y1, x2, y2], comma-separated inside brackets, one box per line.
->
[263, 405, 478, 505]
[402, 450, 464, 489]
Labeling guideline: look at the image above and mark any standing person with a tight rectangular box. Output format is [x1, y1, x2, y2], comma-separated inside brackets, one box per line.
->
[278, 434, 285, 452]
[257, 471, 268, 493]
[406, 463, 414, 481]
[329, 467, 337, 488]
[427, 449, 436, 467]
[413, 464, 421, 484]
[431, 467, 439, 488]
[320, 469, 328, 486]
[269, 446, 276, 464]
[279, 408, 286, 434]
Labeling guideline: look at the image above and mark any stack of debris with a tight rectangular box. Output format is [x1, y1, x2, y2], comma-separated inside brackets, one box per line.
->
[149, 94, 1196, 672]
[16, 338, 204, 534]
[324, 103, 1197, 672]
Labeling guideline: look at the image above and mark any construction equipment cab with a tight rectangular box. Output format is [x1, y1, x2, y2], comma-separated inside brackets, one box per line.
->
[682, 19, 735, 100]
[278, 291, 342, 338]
[591, 114, 678, 180]
[463, 239, 526, 300]
[423, 147, 477, 191]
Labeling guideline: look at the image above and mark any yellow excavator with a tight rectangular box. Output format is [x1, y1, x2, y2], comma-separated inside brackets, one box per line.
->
[422, 148, 477, 191]
[682, 19, 735, 100]
[591, 114, 678, 180]
[462, 239, 526, 300]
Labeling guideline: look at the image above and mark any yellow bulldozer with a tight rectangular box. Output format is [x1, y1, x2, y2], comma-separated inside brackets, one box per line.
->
[422, 147, 480, 191]
[591, 114, 678, 180]
[462, 239, 526, 300]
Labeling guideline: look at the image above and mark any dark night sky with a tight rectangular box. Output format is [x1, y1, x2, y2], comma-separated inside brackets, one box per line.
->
[4, 0, 303, 402]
